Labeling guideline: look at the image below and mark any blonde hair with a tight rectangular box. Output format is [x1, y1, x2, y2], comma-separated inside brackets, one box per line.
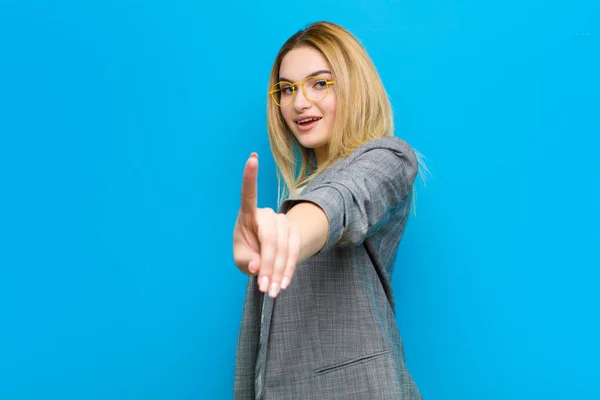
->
[266, 21, 429, 207]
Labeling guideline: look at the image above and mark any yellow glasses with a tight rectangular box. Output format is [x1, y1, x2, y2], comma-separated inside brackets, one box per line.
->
[269, 75, 336, 107]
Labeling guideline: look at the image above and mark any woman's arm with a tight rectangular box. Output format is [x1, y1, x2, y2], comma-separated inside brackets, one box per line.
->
[280, 137, 418, 253]
[234, 137, 417, 298]
[285, 202, 329, 264]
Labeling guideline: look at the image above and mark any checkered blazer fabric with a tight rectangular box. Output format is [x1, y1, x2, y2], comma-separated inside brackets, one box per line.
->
[234, 136, 423, 400]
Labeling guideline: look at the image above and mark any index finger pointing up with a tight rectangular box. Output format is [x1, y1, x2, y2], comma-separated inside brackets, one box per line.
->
[240, 152, 258, 214]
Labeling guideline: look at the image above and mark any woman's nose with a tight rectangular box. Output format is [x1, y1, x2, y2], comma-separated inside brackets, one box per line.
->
[293, 88, 311, 110]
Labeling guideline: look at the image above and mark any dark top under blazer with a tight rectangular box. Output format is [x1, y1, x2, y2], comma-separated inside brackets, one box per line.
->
[234, 136, 423, 400]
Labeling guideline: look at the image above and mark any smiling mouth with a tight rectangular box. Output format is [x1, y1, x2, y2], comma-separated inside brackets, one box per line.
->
[296, 117, 322, 126]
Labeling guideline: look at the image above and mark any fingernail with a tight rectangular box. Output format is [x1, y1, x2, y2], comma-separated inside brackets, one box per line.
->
[251, 152, 258, 159]
[281, 277, 290, 290]
[269, 282, 280, 298]
[260, 276, 269, 292]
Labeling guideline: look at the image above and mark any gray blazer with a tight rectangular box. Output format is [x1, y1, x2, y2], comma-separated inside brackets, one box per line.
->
[234, 136, 423, 400]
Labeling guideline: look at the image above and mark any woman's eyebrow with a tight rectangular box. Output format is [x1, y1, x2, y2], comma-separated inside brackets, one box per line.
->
[278, 70, 332, 82]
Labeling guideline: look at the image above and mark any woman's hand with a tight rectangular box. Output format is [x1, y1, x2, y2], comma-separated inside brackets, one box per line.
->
[233, 153, 303, 298]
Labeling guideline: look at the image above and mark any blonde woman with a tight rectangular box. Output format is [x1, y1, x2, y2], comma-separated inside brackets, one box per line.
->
[233, 21, 424, 400]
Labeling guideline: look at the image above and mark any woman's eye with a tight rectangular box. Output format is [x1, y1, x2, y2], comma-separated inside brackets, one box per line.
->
[313, 80, 327, 90]
[281, 86, 294, 95]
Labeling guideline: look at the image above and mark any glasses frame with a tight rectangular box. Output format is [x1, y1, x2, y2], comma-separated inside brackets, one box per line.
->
[269, 75, 336, 107]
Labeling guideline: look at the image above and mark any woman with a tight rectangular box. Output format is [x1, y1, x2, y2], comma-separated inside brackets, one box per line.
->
[233, 21, 424, 400]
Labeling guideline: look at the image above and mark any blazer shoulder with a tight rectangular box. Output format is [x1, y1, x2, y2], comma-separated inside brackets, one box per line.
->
[345, 136, 417, 169]
[292, 136, 417, 199]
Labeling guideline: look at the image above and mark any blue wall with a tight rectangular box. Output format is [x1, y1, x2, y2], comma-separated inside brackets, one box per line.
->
[1, 1, 598, 399]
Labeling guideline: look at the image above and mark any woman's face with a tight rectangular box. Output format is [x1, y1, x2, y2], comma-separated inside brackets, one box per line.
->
[278, 46, 337, 164]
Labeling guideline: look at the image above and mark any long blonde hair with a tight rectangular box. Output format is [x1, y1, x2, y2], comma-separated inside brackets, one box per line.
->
[266, 21, 429, 207]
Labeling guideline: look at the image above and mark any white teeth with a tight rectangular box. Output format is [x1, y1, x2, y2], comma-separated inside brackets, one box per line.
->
[297, 117, 321, 124]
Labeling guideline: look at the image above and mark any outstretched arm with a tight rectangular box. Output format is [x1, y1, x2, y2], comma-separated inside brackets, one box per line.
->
[285, 201, 328, 265]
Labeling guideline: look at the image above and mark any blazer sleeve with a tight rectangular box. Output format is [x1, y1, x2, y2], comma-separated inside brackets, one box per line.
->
[280, 137, 418, 254]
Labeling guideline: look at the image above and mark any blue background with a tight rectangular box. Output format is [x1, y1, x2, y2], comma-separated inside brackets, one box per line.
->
[1, 0, 598, 399]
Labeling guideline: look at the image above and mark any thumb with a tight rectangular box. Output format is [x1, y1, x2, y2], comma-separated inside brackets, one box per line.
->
[248, 254, 261, 275]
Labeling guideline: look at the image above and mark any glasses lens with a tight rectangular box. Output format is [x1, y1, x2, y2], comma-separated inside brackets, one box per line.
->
[271, 82, 294, 107]
[304, 76, 329, 102]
